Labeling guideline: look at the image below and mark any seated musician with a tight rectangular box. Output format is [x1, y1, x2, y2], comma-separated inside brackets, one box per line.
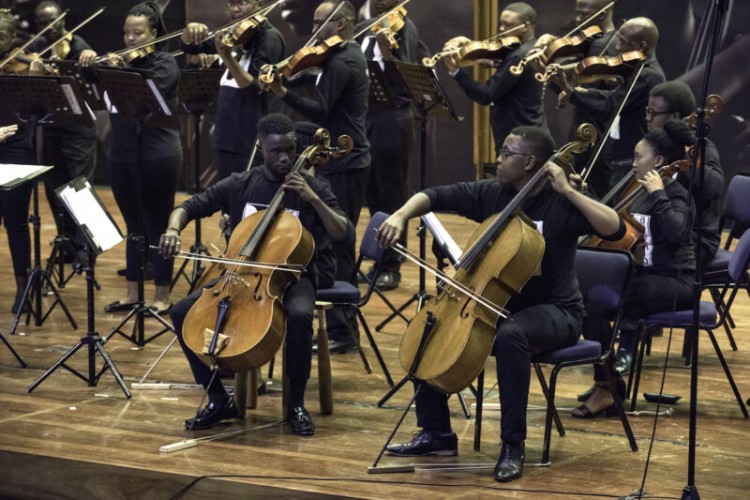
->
[376, 126, 624, 482]
[158, 113, 353, 435]
[576, 119, 697, 414]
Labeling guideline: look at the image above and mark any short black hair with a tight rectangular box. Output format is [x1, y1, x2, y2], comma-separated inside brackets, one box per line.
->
[505, 2, 537, 25]
[509, 126, 555, 168]
[650, 81, 696, 119]
[643, 119, 695, 164]
[257, 113, 295, 138]
[322, 0, 356, 26]
[128, 1, 167, 39]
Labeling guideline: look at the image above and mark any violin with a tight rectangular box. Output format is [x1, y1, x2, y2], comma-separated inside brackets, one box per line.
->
[369, 6, 407, 49]
[397, 124, 597, 393]
[183, 129, 353, 372]
[424, 36, 520, 69]
[571, 50, 646, 84]
[0, 52, 57, 75]
[534, 25, 605, 82]
[260, 35, 344, 85]
[220, 14, 265, 48]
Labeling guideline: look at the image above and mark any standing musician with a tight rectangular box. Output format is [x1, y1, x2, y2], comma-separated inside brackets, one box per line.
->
[79, 1, 182, 315]
[29, 1, 97, 263]
[442, 2, 547, 156]
[180, 0, 285, 179]
[158, 113, 353, 434]
[555, 17, 665, 193]
[646, 81, 724, 267]
[377, 126, 624, 482]
[0, 9, 44, 313]
[576, 120, 697, 412]
[356, 0, 419, 291]
[260, 0, 370, 351]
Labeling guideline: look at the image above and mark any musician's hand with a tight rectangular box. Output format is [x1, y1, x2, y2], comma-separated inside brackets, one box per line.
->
[444, 54, 459, 73]
[444, 36, 471, 50]
[218, 214, 230, 235]
[214, 32, 233, 58]
[535, 33, 556, 48]
[283, 171, 317, 202]
[159, 228, 181, 258]
[0, 124, 18, 142]
[376, 214, 406, 248]
[543, 161, 574, 195]
[639, 170, 664, 193]
[258, 65, 286, 96]
[182, 22, 209, 45]
[78, 49, 97, 67]
[568, 172, 589, 193]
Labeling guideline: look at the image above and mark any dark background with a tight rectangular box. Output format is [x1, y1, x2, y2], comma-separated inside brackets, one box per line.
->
[7, 0, 749, 193]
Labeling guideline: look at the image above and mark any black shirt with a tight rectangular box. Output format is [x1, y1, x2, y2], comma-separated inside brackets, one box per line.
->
[178, 166, 350, 288]
[282, 41, 371, 173]
[108, 50, 182, 162]
[423, 180, 625, 315]
[453, 38, 548, 153]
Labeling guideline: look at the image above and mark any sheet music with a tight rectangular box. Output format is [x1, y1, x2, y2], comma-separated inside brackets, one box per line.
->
[421, 212, 462, 264]
[0, 164, 53, 187]
[58, 183, 123, 252]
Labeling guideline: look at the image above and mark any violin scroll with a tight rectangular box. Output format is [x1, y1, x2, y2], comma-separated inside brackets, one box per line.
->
[552, 123, 598, 169]
[370, 6, 407, 50]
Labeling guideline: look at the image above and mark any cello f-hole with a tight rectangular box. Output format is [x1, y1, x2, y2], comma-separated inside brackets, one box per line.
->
[252, 273, 264, 301]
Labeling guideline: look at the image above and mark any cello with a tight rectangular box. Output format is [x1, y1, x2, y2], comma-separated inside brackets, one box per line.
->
[182, 130, 353, 372]
[396, 124, 597, 394]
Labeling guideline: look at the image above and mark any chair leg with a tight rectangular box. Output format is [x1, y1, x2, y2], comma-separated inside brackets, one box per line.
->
[316, 304, 333, 415]
[705, 328, 749, 418]
[474, 369, 484, 452]
[533, 363, 564, 437]
[357, 309, 394, 386]
[629, 327, 648, 412]
[602, 366, 638, 452]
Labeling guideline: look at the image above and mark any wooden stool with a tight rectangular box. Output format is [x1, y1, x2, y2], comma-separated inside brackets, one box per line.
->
[233, 300, 334, 417]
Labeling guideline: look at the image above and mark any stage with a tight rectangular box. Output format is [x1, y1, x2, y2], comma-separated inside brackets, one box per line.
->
[1, 186, 749, 499]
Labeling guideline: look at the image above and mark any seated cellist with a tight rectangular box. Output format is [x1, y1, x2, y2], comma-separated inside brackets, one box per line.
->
[377, 126, 624, 482]
[158, 113, 353, 435]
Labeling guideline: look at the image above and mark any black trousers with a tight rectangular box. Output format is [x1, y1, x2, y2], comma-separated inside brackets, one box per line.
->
[109, 154, 181, 286]
[170, 275, 315, 405]
[365, 108, 414, 272]
[414, 303, 580, 443]
[0, 148, 34, 277]
[41, 127, 96, 249]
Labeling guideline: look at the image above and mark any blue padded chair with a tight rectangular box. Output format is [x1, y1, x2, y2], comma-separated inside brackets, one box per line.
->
[315, 211, 394, 386]
[474, 247, 638, 464]
[629, 229, 750, 417]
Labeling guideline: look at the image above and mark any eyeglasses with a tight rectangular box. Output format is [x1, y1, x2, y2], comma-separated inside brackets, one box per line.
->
[499, 148, 533, 159]
[645, 106, 673, 117]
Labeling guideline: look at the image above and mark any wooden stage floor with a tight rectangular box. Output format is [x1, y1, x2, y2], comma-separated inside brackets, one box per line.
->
[1, 186, 749, 499]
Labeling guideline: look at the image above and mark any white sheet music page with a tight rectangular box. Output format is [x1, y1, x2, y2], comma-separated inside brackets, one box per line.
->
[0, 164, 52, 187]
[58, 184, 123, 252]
[421, 212, 462, 264]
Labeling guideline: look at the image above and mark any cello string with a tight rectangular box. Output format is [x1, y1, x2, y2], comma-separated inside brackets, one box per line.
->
[391, 243, 508, 319]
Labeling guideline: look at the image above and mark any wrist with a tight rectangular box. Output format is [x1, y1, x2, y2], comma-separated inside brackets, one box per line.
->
[166, 227, 181, 235]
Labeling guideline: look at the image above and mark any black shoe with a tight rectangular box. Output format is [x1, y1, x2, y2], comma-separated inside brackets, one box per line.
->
[614, 349, 633, 376]
[577, 383, 596, 402]
[287, 406, 315, 436]
[185, 397, 239, 430]
[375, 270, 401, 291]
[328, 336, 356, 354]
[386, 430, 458, 457]
[494, 441, 525, 482]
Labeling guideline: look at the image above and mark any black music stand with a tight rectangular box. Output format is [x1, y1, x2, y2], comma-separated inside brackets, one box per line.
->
[0, 75, 86, 336]
[28, 176, 130, 397]
[95, 67, 176, 346]
[373, 62, 461, 327]
[171, 68, 223, 292]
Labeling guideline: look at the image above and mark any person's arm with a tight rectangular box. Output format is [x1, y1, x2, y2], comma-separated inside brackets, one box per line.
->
[642, 173, 691, 245]
[159, 207, 189, 258]
[377, 192, 432, 248]
[545, 161, 622, 237]
[283, 172, 349, 240]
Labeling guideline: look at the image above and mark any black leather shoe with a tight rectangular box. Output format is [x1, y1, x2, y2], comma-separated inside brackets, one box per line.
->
[287, 406, 315, 436]
[185, 397, 239, 430]
[614, 349, 633, 376]
[328, 336, 356, 354]
[494, 441, 525, 482]
[375, 270, 401, 291]
[386, 430, 458, 457]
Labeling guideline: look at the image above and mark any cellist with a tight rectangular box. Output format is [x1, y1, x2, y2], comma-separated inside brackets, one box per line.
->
[377, 126, 624, 482]
[158, 113, 353, 435]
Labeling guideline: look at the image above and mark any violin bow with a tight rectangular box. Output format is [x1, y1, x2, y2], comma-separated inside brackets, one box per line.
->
[579, 61, 646, 182]
[37, 6, 106, 59]
[0, 10, 69, 70]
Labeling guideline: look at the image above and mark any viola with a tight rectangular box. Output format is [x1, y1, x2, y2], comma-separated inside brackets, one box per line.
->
[220, 15, 265, 48]
[369, 6, 407, 49]
[260, 35, 344, 85]
[397, 124, 598, 393]
[572, 50, 646, 84]
[183, 130, 353, 372]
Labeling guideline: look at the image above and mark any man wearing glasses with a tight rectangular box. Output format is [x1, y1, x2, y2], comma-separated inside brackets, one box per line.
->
[377, 126, 624, 482]
[180, 0, 286, 179]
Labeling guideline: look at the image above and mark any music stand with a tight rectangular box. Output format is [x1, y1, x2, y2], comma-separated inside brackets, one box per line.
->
[0, 75, 88, 336]
[95, 67, 176, 346]
[367, 60, 397, 111]
[28, 176, 131, 397]
[171, 68, 222, 292]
